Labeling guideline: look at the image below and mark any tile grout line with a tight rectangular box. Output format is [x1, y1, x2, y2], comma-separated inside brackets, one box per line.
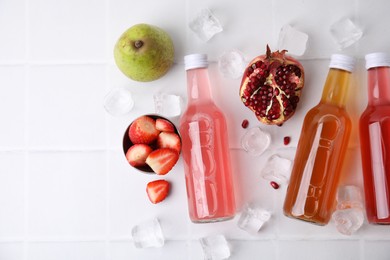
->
[23, 0, 31, 258]
[104, 0, 111, 258]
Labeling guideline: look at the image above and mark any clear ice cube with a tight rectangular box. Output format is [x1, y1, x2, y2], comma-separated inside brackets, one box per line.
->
[189, 8, 223, 42]
[237, 205, 271, 235]
[131, 218, 164, 248]
[241, 127, 271, 156]
[103, 87, 134, 116]
[332, 185, 364, 236]
[199, 234, 231, 260]
[330, 18, 363, 50]
[332, 208, 364, 236]
[277, 24, 308, 56]
[261, 154, 291, 184]
[337, 185, 363, 210]
[218, 50, 246, 79]
[154, 93, 183, 117]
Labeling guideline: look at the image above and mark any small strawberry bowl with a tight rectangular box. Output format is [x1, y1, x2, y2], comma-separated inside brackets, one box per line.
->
[122, 114, 181, 174]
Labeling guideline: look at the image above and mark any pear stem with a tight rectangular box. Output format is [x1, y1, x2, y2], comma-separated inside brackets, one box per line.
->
[134, 40, 144, 49]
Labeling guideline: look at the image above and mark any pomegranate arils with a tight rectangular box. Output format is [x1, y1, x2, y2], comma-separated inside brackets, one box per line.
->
[284, 136, 291, 145]
[239, 46, 304, 125]
[270, 181, 280, 189]
[241, 119, 249, 129]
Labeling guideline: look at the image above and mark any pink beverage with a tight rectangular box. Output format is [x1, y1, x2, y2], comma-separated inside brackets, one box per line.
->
[359, 53, 390, 224]
[180, 54, 236, 223]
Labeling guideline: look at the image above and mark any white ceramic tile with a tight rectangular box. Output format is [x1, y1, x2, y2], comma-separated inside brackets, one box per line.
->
[186, 1, 274, 61]
[27, 242, 106, 260]
[28, 152, 106, 238]
[278, 240, 361, 260]
[0, 152, 25, 238]
[28, 0, 106, 61]
[109, 240, 188, 260]
[109, 0, 186, 64]
[28, 65, 106, 149]
[229, 240, 276, 260]
[363, 240, 390, 260]
[356, 1, 390, 56]
[108, 150, 190, 240]
[0, 0, 26, 61]
[0, 66, 26, 148]
[273, 0, 358, 59]
[0, 242, 24, 260]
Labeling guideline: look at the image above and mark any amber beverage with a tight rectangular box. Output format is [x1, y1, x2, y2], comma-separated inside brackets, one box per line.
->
[283, 55, 355, 225]
[359, 53, 390, 224]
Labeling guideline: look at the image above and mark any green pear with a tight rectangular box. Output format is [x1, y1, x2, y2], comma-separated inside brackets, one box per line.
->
[114, 24, 174, 82]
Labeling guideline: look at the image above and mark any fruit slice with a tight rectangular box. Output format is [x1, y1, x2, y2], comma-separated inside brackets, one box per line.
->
[146, 179, 170, 204]
[156, 118, 175, 132]
[156, 132, 181, 153]
[126, 144, 153, 167]
[129, 116, 160, 144]
[146, 148, 179, 175]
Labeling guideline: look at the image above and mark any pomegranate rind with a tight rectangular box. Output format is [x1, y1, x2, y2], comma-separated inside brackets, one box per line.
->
[239, 48, 305, 125]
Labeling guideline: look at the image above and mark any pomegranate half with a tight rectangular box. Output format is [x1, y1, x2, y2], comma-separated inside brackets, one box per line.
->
[239, 46, 305, 125]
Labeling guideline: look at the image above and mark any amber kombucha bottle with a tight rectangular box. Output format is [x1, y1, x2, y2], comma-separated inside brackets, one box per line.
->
[283, 54, 355, 225]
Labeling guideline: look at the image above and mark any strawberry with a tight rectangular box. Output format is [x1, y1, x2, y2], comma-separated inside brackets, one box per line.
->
[155, 118, 175, 132]
[126, 144, 153, 167]
[129, 116, 160, 144]
[156, 132, 181, 153]
[146, 148, 179, 175]
[146, 179, 170, 204]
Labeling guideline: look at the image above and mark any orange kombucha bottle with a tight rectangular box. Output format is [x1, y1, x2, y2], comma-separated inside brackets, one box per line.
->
[359, 53, 390, 224]
[283, 54, 355, 225]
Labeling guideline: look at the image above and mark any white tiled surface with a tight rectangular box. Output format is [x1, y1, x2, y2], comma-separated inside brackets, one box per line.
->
[1, 0, 390, 259]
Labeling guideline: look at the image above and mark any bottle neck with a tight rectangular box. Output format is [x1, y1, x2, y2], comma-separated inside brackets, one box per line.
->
[367, 66, 390, 106]
[320, 68, 352, 107]
[186, 67, 213, 102]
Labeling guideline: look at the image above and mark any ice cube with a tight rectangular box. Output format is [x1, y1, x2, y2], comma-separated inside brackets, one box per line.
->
[332, 185, 364, 236]
[332, 208, 364, 236]
[103, 87, 134, 116]
[277, 24, 308, 56]
[154, 93, 183, 117]
[330, 18, 363, 50]
[237, 205, 271, 235]
[199, 234, 231, 260]
[218, 50, 246, 79]
[337, 185, 363, 210]
[241, 127, 271, 156]
[131, 218, 164, 248]
[189, 8, 223, 42]
[261, 154, 292, 185]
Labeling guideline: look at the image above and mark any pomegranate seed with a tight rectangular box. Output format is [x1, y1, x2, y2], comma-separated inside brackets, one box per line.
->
[241, 119, 249, 129]
[270, 181, 280, 189]
[284, 136, 291, 145]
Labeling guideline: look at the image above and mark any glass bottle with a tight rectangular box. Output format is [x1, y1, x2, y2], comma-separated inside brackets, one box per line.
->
[359, 52, 390, 224]
[283, 54, 355, 225]
[180, 54, 236, 223]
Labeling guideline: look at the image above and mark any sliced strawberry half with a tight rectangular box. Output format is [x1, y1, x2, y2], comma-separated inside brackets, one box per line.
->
[129, 116, 160, 144]
[155, 118, 175, 132]
[146, 179, 170, 204]
[126, 144, 153, 167]
[146, 148, 179, 175]
[157, 132, 181, 153]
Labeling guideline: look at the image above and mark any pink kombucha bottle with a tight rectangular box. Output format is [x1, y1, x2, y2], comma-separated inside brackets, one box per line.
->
[360, 53, 390, 224]
[180, 54, 236, 223]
